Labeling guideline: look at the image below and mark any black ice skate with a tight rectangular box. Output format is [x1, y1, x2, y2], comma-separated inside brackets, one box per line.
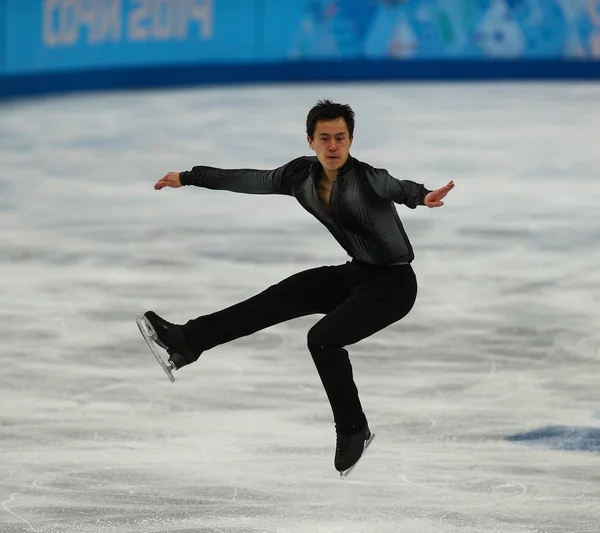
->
[335, 421, 375, 478]
[136, 311, 197, 383]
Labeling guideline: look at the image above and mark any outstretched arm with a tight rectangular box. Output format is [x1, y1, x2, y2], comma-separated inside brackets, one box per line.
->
[368, 169, 432, 208]
[368, 168, 454, 209]
[154, 158, 306, 195]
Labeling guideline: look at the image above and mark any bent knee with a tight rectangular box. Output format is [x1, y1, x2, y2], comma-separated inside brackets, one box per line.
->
[306, 327, 326, 353]
[307, 326, 341, 353]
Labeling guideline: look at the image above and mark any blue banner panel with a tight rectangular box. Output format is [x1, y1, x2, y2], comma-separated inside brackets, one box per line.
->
[5, 0, 258, 73]
[276, 0, 600, 61]
[259, 0, 308, 61]
[0, 0, 6, 73]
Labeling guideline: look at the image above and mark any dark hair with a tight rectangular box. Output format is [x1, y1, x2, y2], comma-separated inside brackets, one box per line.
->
[306, 99, 355, 140]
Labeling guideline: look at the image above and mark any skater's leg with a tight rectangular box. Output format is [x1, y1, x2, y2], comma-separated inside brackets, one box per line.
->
[182, 264, 351, 356]
[307, 263, 418, 433]
[306, 262, 418, 472]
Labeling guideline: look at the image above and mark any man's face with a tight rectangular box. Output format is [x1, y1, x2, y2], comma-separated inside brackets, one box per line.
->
[308, 118, 353, 173]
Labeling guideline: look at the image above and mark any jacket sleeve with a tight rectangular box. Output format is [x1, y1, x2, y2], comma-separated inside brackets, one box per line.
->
[367, 168, 432, 209]
[178, 157, 306, 196]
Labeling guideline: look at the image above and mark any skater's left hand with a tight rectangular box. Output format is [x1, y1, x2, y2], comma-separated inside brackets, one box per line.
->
[424, 181, 455, 208]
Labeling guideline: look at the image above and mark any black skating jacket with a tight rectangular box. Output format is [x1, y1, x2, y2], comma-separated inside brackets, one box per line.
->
[179, 155, 432, 266]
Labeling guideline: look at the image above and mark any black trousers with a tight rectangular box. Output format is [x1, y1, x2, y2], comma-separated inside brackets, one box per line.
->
[181, 260, 418, 433]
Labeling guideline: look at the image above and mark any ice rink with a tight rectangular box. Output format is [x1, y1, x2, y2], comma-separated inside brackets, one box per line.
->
[1, 82, 599, 533]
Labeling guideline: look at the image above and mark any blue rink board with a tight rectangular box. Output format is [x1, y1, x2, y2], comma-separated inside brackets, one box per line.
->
[3, 59, 600, 101]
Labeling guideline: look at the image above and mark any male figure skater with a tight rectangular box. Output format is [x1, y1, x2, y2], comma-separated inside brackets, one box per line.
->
[141, 100, 454, 475]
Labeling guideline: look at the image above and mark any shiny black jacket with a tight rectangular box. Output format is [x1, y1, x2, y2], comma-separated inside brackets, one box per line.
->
[179, 155, 432, 265]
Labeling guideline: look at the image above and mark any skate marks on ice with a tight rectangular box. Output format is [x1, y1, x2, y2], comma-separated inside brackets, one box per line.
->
[505, 333, 600, 453]
[1, 84, 600, 532]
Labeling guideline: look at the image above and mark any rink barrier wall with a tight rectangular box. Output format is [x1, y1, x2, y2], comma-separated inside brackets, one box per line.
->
[3, 59, 600, 101]
[1, 0, 600, 100]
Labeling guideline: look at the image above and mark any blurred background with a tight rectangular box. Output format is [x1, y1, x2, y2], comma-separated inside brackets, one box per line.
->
[2, 0, 600, 97]
[1, 2, 600, 533]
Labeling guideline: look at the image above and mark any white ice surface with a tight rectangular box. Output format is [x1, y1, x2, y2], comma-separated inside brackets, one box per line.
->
[0, 82, 599, 533]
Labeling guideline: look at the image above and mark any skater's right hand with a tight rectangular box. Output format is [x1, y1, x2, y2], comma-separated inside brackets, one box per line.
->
[154, 172, 182, 190]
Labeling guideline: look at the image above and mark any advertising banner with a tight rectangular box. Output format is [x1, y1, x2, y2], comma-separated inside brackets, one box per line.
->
[4, 0, 256, 73]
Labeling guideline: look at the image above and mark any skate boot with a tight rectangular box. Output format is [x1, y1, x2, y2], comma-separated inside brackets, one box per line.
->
[142, 311, 199, 370]
[334, 420, 376, 478]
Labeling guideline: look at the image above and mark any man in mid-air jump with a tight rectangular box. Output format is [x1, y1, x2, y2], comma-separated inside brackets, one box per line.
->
[139, 100, 454, 476]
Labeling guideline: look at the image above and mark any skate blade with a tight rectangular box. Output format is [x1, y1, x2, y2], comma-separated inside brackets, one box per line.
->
[339, 433, 376, 479]
[136, 314, 176, 383]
